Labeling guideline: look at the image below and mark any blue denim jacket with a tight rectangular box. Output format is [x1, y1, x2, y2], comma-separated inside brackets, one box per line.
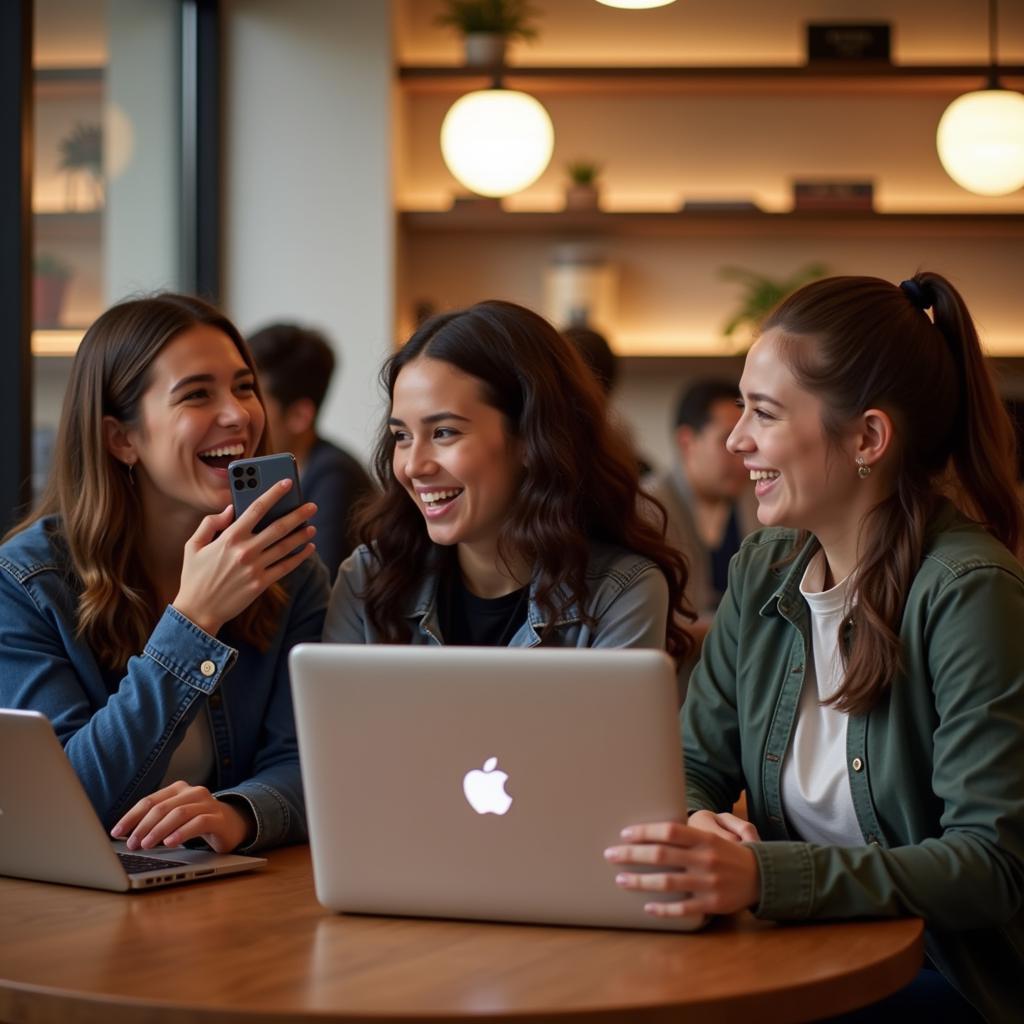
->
[0, 517, 329, 853]
[324, 541, 668, 648]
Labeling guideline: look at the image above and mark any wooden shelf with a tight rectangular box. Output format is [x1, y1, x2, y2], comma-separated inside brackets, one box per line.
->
[398, 64, 1024, 96]
[34, 210, 102, 246]
[400, 209, 1024, 240]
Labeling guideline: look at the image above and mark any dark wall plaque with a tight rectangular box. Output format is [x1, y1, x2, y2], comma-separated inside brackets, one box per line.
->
[807, 23, 891, 63]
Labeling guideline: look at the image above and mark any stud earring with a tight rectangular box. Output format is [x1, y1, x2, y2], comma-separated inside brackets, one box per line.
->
[856, 456, 871, 480]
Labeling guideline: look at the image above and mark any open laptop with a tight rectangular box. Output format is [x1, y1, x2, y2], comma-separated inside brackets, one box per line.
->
[0, 709, 266, 891]
[290, 644, 703, 932]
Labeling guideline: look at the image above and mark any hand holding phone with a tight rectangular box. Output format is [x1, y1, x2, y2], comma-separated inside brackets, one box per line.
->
[229, 454, 303, 533]
[172, 454, 318, 636]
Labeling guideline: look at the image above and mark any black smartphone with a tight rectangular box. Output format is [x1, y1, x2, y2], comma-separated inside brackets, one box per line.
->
[228, 453, 304, 534]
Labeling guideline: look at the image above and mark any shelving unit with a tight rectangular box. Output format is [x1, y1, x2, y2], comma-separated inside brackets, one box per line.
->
[401, 209, 1024, 240]
[398, 63, 1024, 96]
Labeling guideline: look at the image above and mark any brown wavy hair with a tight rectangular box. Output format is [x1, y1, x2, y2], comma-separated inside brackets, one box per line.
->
[355, 300, 694, 658]
[7, 293, 287, 669]
[764, 272, 1022, 714]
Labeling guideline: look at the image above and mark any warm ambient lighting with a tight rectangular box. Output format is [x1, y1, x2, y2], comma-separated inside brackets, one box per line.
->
[937, 89, 1024, 196]
[32, 329, 84, 357]
[595, 0, 677, 8]
[440, 88, 554, 198]
[936, 0, 1024, 196]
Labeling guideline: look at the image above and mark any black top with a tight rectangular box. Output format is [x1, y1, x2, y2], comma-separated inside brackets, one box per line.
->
[302, 437, 375, 583]
[709, 504, 741, 607]
[439, 568, 530, 647]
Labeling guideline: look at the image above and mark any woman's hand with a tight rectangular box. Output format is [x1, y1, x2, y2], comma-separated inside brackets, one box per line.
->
[111, 781, 254, 853]
[604, 821, 761, 918]
[173, 479, 317, 636]
[688, 809, 760, 843]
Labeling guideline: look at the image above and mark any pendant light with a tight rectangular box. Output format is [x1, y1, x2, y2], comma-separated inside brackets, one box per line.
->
[440, 78, 554, 199]
[595, 1, 677, 8]
[936, 0, 1024, 196]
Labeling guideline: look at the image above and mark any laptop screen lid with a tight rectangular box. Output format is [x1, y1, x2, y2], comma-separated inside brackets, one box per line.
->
[0, 709, 264, 891]
[290, 644, 701, 931]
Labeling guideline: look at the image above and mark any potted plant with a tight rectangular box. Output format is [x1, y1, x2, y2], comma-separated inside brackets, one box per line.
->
[719, 263, 827, 349]
[33, 253, 73, 327]
[436, 0, 540, 67]
[564, 160, 602, 211]
[58, 121, 103, 210]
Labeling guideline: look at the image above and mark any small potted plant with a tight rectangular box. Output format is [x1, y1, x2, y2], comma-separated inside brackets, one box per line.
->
[33, 253, 73, 327]
[564, 160, 603, 211]
[436, 0, 540, 67]
[719, 263, 827, 350]
[58, 121, 103, 211]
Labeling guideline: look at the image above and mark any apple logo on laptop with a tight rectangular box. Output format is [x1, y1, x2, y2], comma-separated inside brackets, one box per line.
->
[463, 756, 513, 815]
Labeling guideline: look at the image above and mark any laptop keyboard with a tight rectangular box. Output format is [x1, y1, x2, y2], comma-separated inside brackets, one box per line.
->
[118, 851, 189, 874]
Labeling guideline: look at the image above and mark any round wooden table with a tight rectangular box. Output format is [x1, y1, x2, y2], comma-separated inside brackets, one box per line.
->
[0, 845, 922, 1024]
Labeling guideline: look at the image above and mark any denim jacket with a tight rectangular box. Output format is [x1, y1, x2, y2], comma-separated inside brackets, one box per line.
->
[683, 502, 1024, 1022]
[0, 517, 329, 853]
[324, 541, 668, 649]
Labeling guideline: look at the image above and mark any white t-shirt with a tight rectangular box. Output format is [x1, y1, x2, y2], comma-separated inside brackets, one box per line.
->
[780, 551, 862, 847]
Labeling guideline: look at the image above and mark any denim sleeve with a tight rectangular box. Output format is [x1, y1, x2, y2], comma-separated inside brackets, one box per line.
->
[752, 565, 1024, 931]
[323, 549, 372, 642]
[215, 558, 329, 852]
[0, 569, 237, 826]
[590, 564, 669, 649]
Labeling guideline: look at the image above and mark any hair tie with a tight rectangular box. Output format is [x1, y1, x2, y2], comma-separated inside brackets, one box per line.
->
[899, 278, 933, 311]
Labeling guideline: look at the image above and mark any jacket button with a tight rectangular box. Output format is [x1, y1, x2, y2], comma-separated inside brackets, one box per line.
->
[852, 757, 864, 772]
[200, 660, 216, 677]
[222, 756, 231, 768]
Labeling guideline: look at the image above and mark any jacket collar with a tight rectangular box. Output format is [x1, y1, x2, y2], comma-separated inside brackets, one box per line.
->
[759, 532, 821, 623]
[401, 550, 585, 635]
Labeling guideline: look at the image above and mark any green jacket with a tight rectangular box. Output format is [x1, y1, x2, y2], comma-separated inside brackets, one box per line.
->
[683, 503, 1024, 1022]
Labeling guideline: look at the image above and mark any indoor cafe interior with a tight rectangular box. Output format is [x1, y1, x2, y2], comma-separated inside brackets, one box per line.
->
[1, 1, 1023, 1022]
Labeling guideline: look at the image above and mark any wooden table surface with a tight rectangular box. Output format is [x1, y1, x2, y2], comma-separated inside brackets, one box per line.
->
[0, 845, 923, 1024]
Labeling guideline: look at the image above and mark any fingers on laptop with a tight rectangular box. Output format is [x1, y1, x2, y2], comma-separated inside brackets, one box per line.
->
[111, 781, 248, 854]
[604, 821, 761, 916]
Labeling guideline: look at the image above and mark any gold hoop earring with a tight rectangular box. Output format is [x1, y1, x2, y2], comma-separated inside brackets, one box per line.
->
[856, 456, 871, 480]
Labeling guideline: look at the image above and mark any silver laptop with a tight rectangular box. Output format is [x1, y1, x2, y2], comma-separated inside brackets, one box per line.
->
[0, 709, 265, 891]
[290, 644, 703, 932]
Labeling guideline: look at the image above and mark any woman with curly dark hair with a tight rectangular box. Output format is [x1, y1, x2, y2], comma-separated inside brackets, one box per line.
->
[323, 300, 692, 656]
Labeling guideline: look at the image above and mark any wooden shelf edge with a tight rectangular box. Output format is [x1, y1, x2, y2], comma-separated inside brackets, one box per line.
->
[400, 209, 1024, 239]
[399, 63, 1024, 95]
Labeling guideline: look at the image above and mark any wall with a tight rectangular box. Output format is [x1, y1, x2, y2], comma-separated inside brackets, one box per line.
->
[222, 0, 394, 459]
[394, 0, 1024, 473]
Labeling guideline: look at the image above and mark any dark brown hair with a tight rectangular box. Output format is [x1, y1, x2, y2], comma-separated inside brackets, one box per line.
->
[763, 272, 1021, 714]
[8, 293, 287, 669]
[356, 300, 694, 658]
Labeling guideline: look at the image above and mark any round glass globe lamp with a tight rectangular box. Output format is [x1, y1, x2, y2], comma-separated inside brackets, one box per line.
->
[595, 1, 677, 7]
[440, 88, 554, 198]
[936, 88, 1024, 196]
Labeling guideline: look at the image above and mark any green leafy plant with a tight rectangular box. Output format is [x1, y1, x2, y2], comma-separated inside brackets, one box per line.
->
[58, 122, 102, 178]
[720, 263, 828, 343]
[435, 0, 540, 41]
[566, 160, 601, 187]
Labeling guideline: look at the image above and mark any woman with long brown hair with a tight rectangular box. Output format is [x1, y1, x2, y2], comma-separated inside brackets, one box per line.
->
[324, 299, 692, 655]
[605, 273, 1024, 1021]
[0, 294, 327, 855]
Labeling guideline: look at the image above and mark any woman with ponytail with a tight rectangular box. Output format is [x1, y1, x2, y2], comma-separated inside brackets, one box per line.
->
[0, 294, 327, 855]
[605, 273, 1023, 1021]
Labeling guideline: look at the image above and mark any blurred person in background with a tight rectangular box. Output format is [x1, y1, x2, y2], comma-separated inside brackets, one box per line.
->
[248, 323, 375, 581]
[645, 379, 756, 646]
